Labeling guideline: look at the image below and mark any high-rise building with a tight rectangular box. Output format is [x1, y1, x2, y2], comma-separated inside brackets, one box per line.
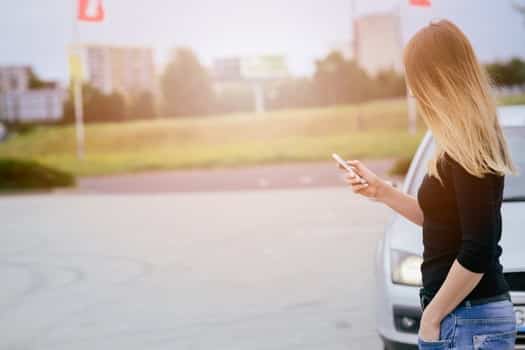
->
[75, 44, 155, 97]
[354, 12, 403, 76]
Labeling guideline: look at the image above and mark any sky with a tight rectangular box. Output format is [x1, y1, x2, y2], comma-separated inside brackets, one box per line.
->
[0, 0, 524, 84]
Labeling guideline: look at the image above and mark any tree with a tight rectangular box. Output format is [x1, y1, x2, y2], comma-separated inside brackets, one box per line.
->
[371, 69, 406, 99]
[128, 91, 156, 120]
[62, 84, 127, 124]
[507, 58, 525, 85]
[313, 51, 373, 106]
[261, 51, 407, 111]
[89, 91, 126, 122]
[28, 68, 56, 89]
[161, 47, 215, 117]
[486, 58, 525, 87]
[513, 1, 525, 25]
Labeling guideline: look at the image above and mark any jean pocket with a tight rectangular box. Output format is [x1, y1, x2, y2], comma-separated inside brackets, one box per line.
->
[418, 336, 450, 349]
[472, 329, 517, 350]
[418, 313, 455, 349]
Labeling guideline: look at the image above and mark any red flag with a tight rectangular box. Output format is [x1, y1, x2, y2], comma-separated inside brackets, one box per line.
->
[410, 0, 431, 6]
[77, 0, 105, 22]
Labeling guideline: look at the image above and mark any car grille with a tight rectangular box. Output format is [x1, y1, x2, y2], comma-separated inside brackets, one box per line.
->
[517, 333, 525, 348]
[504, 272, 525, 292]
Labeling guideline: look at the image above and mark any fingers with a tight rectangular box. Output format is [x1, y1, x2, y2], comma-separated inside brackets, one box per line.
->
[344, 173, 366, 185]
[336, 162, 355, 171]
[347, 159, 363, 173]
[347, 159, 370, 180]
[351, 182, 369, 193]
[336, 158, 369, 185]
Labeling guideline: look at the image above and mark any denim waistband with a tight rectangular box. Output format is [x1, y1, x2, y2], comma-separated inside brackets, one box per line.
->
[419, 288, 511, 311]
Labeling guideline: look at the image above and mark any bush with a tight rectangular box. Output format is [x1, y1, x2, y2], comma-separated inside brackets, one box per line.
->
[5, 122, 37, 135]
[0, 158, 75, 191]
[62, 84, 128, 124]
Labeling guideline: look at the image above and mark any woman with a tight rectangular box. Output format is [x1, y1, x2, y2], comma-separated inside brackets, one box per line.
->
[339, 20, 518, 349]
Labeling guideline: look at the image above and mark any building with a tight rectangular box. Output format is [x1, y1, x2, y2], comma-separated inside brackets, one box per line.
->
[75, 44, 155, 97]
[0, 89, 65, 122]
[0, 66, 30, 93]
[0, 66, 65, 123]
[211, 54, 289, 114]
[354, 12, 403, 76]
[212, 55, 289, 82]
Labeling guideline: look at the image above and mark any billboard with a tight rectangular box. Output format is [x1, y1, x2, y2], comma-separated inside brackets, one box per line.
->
[240, 55, 288, 80]
[212, 57, 242, 81]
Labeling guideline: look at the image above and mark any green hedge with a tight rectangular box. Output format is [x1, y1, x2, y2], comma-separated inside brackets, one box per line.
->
[0, 158, 75, 191]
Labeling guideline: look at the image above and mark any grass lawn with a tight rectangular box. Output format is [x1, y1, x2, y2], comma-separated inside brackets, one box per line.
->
[498, 94, 525, 106]
[0, 97, 428, 177]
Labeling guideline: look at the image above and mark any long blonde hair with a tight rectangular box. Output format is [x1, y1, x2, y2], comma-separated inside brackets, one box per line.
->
[403, 19, 517, 184]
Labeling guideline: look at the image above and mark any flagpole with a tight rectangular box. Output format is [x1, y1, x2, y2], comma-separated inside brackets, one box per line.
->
[398, 0, 417, 135]
[351, 0, 357, 58]
[72, 0, 85, 159]
[350, 0, 363, 130]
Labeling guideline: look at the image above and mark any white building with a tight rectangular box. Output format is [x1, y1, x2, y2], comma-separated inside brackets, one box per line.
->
[0, 66, 65, 123]
[0, 66, 30, 93]
[75, 44, 156, 97]
[0, 89, 66, 122]
[354, 12, 403, 76]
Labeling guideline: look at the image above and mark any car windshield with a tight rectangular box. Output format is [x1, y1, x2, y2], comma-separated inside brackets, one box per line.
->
[408, 126, 525, 201]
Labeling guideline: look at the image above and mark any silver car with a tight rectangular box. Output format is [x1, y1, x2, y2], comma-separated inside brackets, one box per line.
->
[375, 105, 525, 350]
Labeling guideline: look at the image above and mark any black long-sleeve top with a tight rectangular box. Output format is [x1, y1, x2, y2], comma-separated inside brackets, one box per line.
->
[417, 151, 510, 301]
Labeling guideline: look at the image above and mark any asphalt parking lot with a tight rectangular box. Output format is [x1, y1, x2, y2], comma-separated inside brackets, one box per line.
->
[0, 186, 394, 349]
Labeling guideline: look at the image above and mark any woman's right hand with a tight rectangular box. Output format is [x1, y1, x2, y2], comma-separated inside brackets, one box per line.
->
[337, 159, 389, 201]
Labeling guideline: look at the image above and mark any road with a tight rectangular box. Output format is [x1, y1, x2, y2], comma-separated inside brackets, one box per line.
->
[0, 187, 394, 349]
[70, 159, 402, 194]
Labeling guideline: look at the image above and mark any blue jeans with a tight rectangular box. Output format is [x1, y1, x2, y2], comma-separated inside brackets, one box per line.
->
[417, 299, 517, 349]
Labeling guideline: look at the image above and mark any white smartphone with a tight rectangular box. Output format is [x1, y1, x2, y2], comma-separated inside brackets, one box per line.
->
[332, 153, 367, 183]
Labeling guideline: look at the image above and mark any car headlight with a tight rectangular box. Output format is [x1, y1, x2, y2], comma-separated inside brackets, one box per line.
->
[391, 249, 423, 286]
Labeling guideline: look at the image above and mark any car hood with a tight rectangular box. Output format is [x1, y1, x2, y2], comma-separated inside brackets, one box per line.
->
[387, 202, 525, 272]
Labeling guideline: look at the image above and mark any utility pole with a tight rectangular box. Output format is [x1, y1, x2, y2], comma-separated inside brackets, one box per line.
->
[351, 0, 357, 58]
[252, 80, 265, 114]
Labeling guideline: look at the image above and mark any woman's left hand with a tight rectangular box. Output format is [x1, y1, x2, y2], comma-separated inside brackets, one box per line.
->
[418, 313, 441, 341]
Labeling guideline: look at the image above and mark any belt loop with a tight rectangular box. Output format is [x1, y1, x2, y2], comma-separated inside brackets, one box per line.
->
[465, 300, 471, 308]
